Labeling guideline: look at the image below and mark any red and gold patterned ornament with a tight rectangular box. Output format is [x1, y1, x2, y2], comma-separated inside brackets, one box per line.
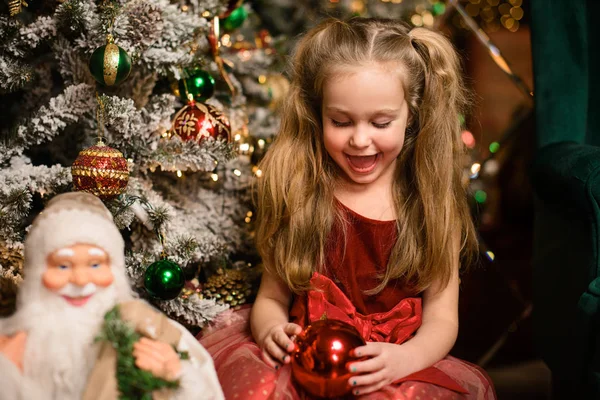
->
[71, 140, 129, 200]
[171, 99, 231, 142]
[292, 319, 366, 398]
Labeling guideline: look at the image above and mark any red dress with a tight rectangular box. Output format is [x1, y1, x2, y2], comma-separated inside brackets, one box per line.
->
[199, 202, 496, 399]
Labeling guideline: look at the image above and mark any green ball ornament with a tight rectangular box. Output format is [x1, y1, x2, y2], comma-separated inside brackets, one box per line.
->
[178, 69, 215, 102]
[221, 6, 248, 32]
[89, 35, 132, 86]
[144, 259, 185, 300]
[219, 0, 243, 18]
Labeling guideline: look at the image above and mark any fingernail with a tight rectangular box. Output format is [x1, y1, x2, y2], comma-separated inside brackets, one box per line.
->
[351, 366, 357, 373]
[356, 351, 361, 356]
[352, 380, 357, 386]
[275, 365, 279, 370]
[282, 355, 288, 362]
[354, 389, 360, 395]
[285, 343, 290, 349]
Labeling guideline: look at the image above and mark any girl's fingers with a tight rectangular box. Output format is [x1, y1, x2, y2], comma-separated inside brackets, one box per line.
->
[283, 323, 302, 336]
[351, 380, 387, 396]
[351, 343, 380, 358]
[348, 370, 385, 388]
[347, 356, 384, 374]
[264, 337, 289, 364]
[273, 330, 296, 353]
[261, 349, 282, 370]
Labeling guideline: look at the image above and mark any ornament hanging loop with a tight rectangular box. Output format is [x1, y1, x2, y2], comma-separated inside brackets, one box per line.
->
[179, 67, 193, 103]
[95, 92, 108, 144]
[209, 17, 236, 96]
[158, 231, 168, 259]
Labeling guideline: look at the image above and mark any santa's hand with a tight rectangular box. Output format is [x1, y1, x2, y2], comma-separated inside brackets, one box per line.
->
[133, 337, 182, 381]
[0, 331, 27, 372]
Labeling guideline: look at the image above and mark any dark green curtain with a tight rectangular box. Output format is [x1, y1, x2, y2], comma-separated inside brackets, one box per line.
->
[531, 0, 600, 147]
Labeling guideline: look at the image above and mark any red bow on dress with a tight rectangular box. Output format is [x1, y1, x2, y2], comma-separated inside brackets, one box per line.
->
[291, 273, 469, 394]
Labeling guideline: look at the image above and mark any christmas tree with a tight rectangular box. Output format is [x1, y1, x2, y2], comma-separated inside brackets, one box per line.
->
[0, 0, 288, 326]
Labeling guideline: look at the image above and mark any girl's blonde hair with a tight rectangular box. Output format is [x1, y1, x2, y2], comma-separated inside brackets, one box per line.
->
[255, 17, 478, 294]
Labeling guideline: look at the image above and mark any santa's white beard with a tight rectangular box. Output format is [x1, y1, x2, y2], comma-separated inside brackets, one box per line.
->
[18, 284, 119, 399]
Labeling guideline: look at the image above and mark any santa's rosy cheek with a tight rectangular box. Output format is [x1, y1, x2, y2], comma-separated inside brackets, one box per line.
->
[41, 269, 69, 291]
[92, 268, 114, 287]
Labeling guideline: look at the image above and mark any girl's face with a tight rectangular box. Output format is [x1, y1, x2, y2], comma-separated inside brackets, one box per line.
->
[322, 62, 410, 191]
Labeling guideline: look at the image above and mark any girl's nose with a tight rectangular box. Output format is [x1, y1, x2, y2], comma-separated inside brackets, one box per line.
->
[349, 125, 372, 148]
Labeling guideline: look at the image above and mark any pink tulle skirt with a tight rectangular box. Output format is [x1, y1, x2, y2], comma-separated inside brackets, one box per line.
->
[198, 306, 496, 400]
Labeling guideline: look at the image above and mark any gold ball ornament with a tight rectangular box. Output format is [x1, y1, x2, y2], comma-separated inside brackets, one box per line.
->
[71, 140, 129, 200]
[171, 100, 231, 142]
[265, 74, 290, 110]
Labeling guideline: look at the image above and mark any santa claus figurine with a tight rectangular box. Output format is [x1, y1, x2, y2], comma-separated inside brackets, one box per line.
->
[0, 192, 225, 400]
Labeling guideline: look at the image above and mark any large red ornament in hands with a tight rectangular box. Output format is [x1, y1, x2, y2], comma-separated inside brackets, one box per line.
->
[291, 319, 366, 398]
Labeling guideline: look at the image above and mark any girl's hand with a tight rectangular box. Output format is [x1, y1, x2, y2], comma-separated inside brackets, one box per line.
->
[259, 323, 302, 369]
[347, 342, 415, 396]
[133, 337, 182, 381]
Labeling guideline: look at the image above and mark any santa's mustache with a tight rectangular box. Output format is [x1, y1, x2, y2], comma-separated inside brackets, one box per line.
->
[58, 282, 98, 297]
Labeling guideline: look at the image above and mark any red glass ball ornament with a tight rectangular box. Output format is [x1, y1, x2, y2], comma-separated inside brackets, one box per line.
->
[291, 319, 366, 398]
[70, 140, 129, 200]
[171, 100, 231, 143]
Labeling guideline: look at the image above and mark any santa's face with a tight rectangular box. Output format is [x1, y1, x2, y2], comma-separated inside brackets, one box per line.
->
[42, 244, 114, 307]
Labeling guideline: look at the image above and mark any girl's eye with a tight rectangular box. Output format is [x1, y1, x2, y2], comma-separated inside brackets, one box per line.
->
[331, 119, 352, 128]
[373, 121, 391, 129]
[58, 264, 69, 270]
[90, 263, 101, 269]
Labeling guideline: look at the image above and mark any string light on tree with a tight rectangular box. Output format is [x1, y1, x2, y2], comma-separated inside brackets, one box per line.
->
[461, 130, 476, 149]
[474, 190, 488, 204]
[431, 1, 445, 16]
[489, 141, 500, 153]
[449, 0, 524, 32]
[470, 163, 481, 179]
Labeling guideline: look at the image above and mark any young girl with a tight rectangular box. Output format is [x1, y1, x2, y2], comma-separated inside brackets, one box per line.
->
[200, 17, 496, 399]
